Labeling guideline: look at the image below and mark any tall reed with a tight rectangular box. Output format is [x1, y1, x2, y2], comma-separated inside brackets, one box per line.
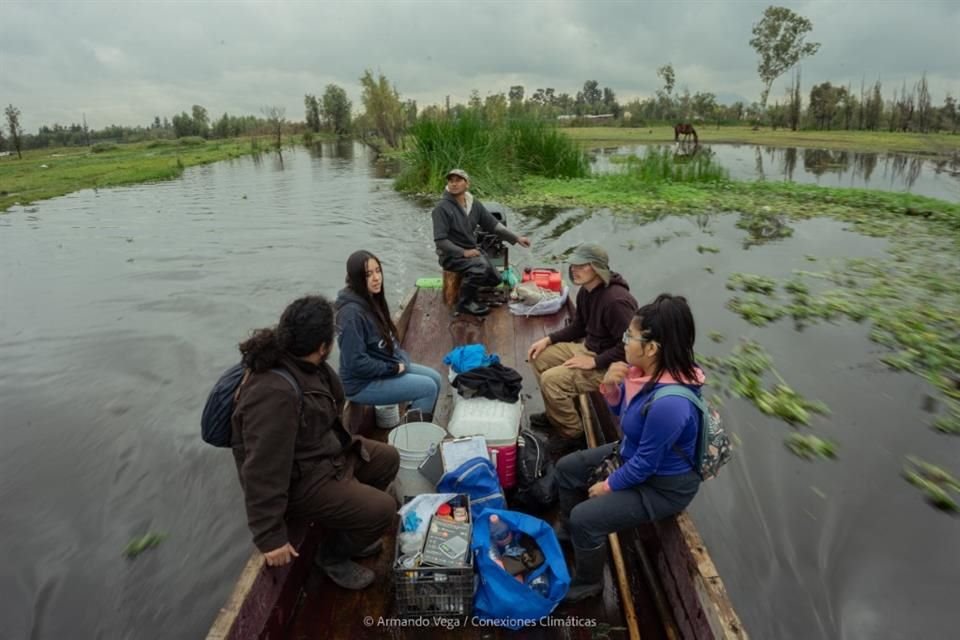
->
[395, 113, 588, 195]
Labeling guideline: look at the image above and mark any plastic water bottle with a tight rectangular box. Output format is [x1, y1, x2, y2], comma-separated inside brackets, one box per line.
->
[489, 514, 512, 552]
[529, 574, 550, 597]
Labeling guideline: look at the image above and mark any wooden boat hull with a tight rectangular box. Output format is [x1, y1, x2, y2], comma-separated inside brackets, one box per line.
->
[207, 285, 745, 639]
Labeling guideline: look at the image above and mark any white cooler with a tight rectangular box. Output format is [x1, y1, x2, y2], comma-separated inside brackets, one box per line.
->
[447, 395, 522, 489]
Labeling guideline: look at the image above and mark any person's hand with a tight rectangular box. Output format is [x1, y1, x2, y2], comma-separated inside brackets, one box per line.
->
[602, 361, 629, 386]
[463, 248, 481, 258]
[588, 481, 611, 499]
[527, 336, 551, 361]
[516, 236, 531, 248]
[563, 354, 596, 370]
[397, 362, 406, 374]
[263, 543, 299, 567]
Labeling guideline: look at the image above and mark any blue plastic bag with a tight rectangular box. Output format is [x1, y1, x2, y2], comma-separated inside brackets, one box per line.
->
[470, 509, 571, 628]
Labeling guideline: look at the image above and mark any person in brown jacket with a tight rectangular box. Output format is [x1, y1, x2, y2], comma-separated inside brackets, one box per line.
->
[526, 243, 638, 454]
[231, 295, 400, 590]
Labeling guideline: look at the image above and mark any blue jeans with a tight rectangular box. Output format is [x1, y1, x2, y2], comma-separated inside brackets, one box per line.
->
[346, 362, 443, 415]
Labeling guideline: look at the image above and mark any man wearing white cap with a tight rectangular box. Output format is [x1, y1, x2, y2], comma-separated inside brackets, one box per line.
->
[526, 243, 637, 453]
[432, 169, 531, 316]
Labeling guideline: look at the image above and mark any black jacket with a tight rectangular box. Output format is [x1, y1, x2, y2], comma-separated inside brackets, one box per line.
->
[432, 191, 501, 259]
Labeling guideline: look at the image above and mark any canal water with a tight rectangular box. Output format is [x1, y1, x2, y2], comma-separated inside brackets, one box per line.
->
[1, 142, 957, 639]
[591, 143, 960, 202]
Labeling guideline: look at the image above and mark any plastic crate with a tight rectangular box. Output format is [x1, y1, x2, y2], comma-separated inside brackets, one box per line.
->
[393, 496, 475, 617]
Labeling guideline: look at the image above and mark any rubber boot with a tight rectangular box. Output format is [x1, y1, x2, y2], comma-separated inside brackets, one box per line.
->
[563, 543, 606, 603]
[313, 533, 379, 589]
[553, 489, 580, 543]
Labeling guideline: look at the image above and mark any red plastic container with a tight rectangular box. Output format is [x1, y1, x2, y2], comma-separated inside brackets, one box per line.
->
[522, 268, 562, 292]
[488, 443, 518, 490]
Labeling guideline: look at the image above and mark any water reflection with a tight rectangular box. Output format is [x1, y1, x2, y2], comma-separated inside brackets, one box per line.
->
[591, 143, 960, 201]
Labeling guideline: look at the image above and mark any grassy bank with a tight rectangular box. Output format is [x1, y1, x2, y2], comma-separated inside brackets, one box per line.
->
[564, 125, 960, 157]
[0, 134, 335, 212]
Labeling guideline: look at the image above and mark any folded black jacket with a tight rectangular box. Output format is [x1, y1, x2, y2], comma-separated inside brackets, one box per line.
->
[452, 363, 523, 403]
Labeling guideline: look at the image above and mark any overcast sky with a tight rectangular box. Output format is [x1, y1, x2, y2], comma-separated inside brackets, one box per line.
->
[2, 0, 958, 132]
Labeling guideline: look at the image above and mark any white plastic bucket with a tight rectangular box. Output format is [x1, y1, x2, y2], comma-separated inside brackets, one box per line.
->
[375, 404, 401, 429]
[388, 422, 447, 470]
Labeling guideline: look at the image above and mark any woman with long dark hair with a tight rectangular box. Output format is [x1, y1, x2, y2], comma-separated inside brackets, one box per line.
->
[232, 295, 400, 590]
[335, 250, 442, 421]
[555, 293, 705, 602]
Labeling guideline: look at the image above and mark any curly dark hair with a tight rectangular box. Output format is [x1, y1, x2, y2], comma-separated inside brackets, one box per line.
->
[633, 293, 698, 393]
[345, 250, 399, 354]
[239, 295, 335, 372]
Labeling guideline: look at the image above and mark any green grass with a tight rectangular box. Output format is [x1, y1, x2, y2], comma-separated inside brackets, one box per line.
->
[564, 125, 960, 157]
[0, 133, 335, 211]
[394, 113, 588, 196]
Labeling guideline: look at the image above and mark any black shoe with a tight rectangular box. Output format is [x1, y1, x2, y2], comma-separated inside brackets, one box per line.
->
[456, 300, 490, 316]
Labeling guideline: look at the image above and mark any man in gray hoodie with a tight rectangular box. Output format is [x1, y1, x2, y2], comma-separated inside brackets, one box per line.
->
[432, 169, 530, 316]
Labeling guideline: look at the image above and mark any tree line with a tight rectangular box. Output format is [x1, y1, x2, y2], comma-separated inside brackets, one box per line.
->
[3, 5, 958, 158]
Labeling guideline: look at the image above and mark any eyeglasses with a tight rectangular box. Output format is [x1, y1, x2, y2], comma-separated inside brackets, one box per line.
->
[622, 330, 657, 348]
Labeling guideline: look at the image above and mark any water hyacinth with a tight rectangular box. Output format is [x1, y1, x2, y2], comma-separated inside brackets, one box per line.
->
[903, 456, 960, 512]
[123, 532, 166, 558]
[785, 434, 838, 460]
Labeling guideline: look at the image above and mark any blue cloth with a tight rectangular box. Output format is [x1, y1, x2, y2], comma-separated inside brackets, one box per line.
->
[606, 382, 701, 491]
[346, 363, 442, 414]
[442, 344, 499, 374]
[335, 288, 411, 396]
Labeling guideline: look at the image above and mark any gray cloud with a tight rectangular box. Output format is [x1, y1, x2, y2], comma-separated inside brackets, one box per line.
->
[1, 0, 957, 131]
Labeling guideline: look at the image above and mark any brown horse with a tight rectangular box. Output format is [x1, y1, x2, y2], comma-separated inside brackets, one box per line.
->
[674, 123, 698, 144]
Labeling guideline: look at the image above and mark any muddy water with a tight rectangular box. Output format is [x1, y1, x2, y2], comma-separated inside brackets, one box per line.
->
[2, 143, 957, 639]
[591, 143, 960, 202]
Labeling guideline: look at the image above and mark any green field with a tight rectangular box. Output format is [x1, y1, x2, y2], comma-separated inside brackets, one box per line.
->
[0, 135, 332, 212]
[564, 125, 960, 157]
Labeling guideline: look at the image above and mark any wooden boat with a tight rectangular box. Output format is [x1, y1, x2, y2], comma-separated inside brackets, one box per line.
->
[207, 284, 746, 639]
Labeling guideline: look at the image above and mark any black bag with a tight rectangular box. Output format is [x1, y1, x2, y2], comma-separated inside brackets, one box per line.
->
[201, 364, 301, 447]
[587, 441, 622, 486]
[511, 429, 557, 511]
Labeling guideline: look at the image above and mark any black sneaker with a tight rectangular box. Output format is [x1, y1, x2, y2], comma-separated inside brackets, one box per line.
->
[456, 300, 490, 316]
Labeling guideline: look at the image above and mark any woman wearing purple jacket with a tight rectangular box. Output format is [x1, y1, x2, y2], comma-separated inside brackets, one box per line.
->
[555, 293, 704, 602]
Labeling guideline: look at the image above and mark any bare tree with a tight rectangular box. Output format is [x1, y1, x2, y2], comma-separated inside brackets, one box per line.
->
[261, 106, 286, 150]
[916, 73, 931, 133]
[5, 104, 24, 159]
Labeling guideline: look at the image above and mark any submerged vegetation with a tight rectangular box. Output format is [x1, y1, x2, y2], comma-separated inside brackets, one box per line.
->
[393, 113, 588, 196]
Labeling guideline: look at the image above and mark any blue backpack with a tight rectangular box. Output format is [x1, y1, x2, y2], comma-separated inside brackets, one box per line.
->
[200, 363, 302, 448]
[436, 457, 506, 519]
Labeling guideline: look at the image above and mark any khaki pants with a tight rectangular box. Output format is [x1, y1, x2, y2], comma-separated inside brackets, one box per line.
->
[531, 342, 606, 438]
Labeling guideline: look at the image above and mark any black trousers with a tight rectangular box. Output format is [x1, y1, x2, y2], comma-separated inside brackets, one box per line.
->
[442, 253, 502, 304]
[556, 442, 700, 548]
